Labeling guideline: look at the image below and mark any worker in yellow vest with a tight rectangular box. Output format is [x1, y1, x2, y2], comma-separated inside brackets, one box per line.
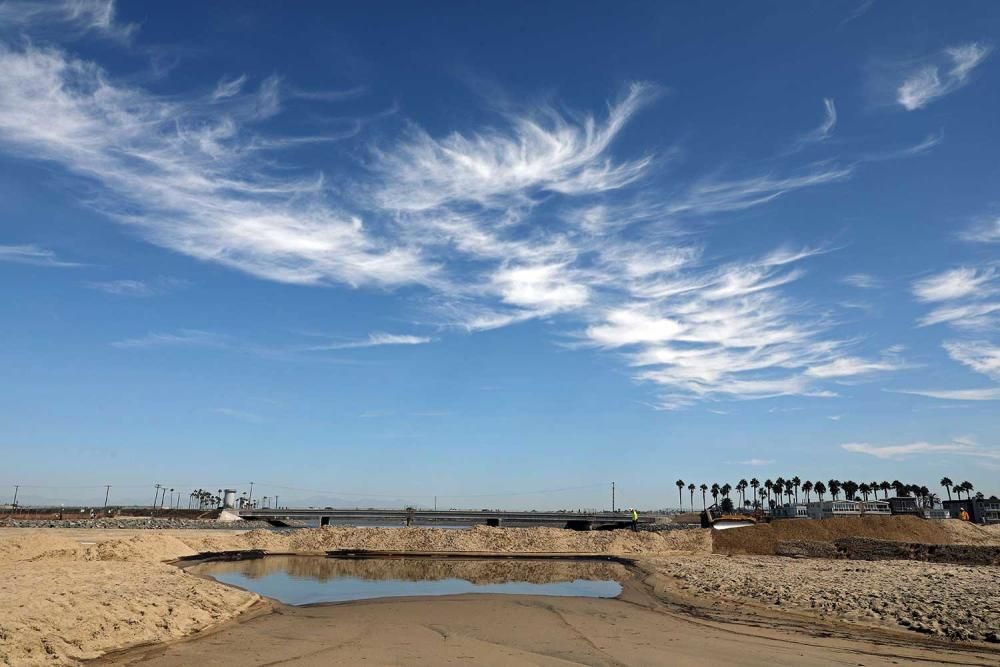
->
[959, 507, 970, 521]
[630, 508, 639, 532]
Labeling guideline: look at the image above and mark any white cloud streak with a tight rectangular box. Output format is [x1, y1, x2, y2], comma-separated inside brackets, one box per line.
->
[893, 387, 1000, 401]
[0, 0, 135, 41]
[944, 341, 1000, 380]
[111, 330, 226, 349]
[840, 273, 882, 289]
[304, 332, 434, 351]
[960, 217, 1000, 244]
[842, 440, 1000, 460]
[913, 267, 996, 302]
[896, 42, 991, 111]
[85, 279, 152, 296]
[0, 45, 433, 289]
[0, 243, 83, 267]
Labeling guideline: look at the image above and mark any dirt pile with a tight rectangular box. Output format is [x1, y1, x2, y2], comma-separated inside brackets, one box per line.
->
[0, 560, 257, 667]
[657, 554, 1000, 643]
[0, 533, 85, 562]
[186, 525, 712, 556]
[712, 516, 987, 555]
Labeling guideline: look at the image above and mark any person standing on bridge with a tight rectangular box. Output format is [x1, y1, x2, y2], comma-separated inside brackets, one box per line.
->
[630, 508, 639, 532]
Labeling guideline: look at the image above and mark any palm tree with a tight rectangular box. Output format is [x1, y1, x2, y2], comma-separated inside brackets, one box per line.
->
[758, 488, 768, 510]
[802, 480, 813, 503]
[940, 477, 953, 501]
[960, 481, 974, 499]
[710, 483, 720, 505]
[737, 479, 748, 507]
[675, 479, 685, 510]
[749, 478, 760, 508]
[879, 481, 890, 499]
[721, 483, 732, 499]
[843, 480, 859, 501]
[773, 477, 785, 502]
[764, 479, 773, 505]
[784, 480, 794, 504]
[792, 476, 801, 503]
[858, 483, 870, 501]
[828, 479, 841, 500]
[814, 481, 826, 502]
[699, 483, 708, 509]
[688, 483, 695, 509]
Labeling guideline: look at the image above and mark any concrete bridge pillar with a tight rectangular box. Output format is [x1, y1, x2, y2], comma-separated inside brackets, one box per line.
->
[320, 516, 330, 527]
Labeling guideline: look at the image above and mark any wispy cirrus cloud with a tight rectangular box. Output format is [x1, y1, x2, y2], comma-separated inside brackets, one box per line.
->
[304, 332, 434, 351]
[111, 329, 226, 349]
[727, 458, 774, 466]
[0, 45, 432, 289]
[943, 340, 1000, 380]
[371, 82, 660, 213]
[896, 42, 991, 111]
[797, 98, 837, 146]
[892, 387, 1000, 401]
[842, 439, 1000, 460]
[0, 6, 925, 411]
[805, 354, 909, 379]
[960, 216, 1000, 244]
[913, 267, 996, 302]
[0, 0, 136, 42]
[0, 243, 84, 267]
[211, 407, 263, 423]
[840, 273, 882, 289]
[85, 277, 187, 297]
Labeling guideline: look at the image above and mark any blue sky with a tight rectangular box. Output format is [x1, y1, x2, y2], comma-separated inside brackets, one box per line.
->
[1, 1, 998, 508]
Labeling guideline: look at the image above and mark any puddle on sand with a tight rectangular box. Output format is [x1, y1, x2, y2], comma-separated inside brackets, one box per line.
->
[190, 555, 625, 605]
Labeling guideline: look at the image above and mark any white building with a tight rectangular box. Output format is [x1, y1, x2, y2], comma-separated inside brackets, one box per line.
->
[860, 500, 891, 515]
[772, 503, 809, 519]
[807, 500, 861, 519]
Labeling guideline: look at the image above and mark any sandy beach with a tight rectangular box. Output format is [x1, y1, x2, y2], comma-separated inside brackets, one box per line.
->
[2, 521, 999, 666]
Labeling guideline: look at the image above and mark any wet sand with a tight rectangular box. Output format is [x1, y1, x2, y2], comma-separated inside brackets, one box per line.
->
[102, 581, 998, 666]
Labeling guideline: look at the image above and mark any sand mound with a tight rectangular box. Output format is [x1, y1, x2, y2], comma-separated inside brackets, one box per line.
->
[936, 520, 1000, 545]
[0, 560, 256, 667]
[0, 533, 84, 562]
[81, 534, 198, 562]
[712, 517, 973, 555]
[182, 525, 711, 556]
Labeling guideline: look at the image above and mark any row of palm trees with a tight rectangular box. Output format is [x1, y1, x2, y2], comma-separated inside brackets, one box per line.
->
[673, 477, 979, 512]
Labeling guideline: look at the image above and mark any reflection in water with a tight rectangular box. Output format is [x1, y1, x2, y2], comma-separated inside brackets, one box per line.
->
[192, 556, 624, 605]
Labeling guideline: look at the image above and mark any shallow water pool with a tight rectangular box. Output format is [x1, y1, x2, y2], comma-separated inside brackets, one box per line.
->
[191, 555, 624, 605]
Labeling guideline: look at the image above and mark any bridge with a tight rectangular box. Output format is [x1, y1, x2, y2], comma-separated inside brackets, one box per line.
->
[237, 508, 654, 531]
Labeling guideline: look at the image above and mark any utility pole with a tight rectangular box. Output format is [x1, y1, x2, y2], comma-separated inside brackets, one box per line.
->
[248, 481, 254, 505]
[153, 484, 162, 515]
[434, 495, 437, 511]
[104, 485, 111, 509]
[611, 482, 615, 513]
[11, 485, 19, 512]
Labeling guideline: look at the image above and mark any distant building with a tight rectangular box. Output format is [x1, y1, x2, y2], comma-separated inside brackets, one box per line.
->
[860, 500, 891, 515]
[807, 500, 861, 519]
[888, 497, 921, 516]
[772, 503, 809, 519]
[942, 499, 1000, 525]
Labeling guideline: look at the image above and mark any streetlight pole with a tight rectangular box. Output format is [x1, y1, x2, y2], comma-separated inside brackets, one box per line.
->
[104, 485, 111, 509]
[11, 485, 19, 514]
[153, 484, 161, 515]
[248, 481, 254, 505]
[611, 482, 615, 513]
